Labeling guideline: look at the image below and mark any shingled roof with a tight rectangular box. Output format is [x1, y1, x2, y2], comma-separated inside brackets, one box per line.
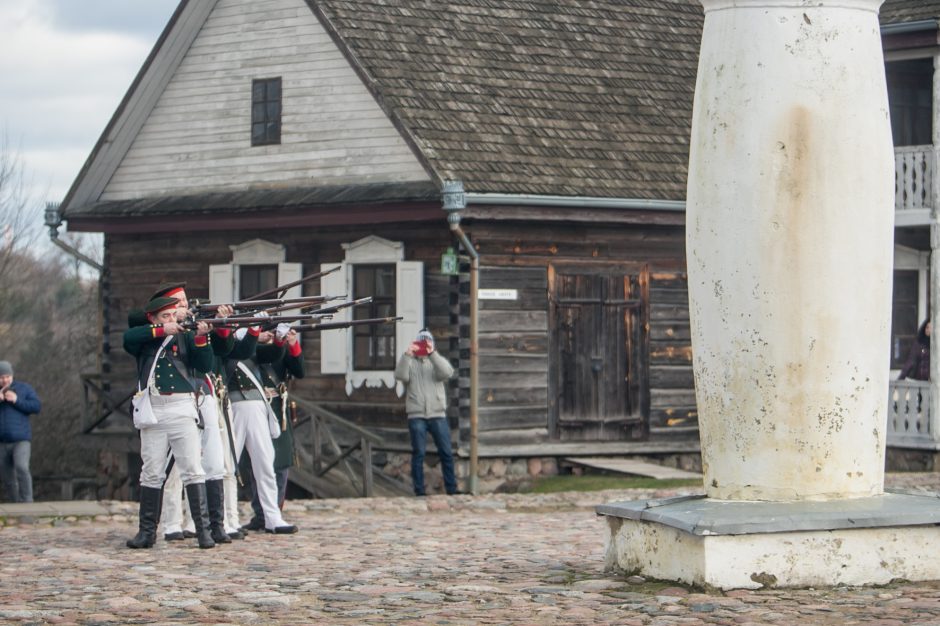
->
[63, 0, 931, 223]
[307, 0, 702, 201]
[881, 0, 940, 24]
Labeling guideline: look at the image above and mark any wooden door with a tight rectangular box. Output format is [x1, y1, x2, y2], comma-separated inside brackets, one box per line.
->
[550, 266, 649, 441]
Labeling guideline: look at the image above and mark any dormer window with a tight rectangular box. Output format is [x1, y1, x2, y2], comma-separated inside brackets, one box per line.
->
[251, 77, 282, 146]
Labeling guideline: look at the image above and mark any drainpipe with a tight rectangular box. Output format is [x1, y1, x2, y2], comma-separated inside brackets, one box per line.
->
[44, 203, 103, 272]
[442, 180, 480, 495]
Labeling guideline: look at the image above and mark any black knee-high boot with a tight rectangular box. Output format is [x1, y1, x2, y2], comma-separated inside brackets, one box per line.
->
[205, 479, 231, 544]
[127, 486, 163, 549]
[185, 482, 216, 549]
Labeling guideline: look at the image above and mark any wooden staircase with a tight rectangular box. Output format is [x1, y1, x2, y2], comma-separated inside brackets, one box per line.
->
[288, 395, 413, 498]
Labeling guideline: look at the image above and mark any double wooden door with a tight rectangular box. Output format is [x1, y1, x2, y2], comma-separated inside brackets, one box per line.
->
[550, 265, 649, 441]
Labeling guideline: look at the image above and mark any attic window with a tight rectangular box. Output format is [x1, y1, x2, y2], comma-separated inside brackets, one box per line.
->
[251, 77, 282, 146]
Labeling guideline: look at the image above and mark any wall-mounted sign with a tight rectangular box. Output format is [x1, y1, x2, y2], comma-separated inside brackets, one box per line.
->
[441, 247, 459, 276]
[478, 289, 518, 300]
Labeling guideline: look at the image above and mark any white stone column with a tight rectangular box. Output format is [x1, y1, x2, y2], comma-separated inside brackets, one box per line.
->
[686, 0, 894, 501]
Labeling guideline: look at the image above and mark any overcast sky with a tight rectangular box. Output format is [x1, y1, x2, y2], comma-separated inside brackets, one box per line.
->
[0, 0, 179, 207]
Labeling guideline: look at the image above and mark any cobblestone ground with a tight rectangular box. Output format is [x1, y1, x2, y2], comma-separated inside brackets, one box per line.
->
[2, 475, 940, 625]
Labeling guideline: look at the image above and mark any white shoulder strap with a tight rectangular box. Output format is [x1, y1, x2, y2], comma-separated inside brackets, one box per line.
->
[141, 336, 174, 392]
[236, 361, 268, 400]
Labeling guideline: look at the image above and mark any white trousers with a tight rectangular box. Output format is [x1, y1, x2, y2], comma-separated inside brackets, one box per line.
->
[232, 400, 287, 530]
[160, 394, 229, 533]
[139, 395, 204, 489]
[219, 403, 242, 534]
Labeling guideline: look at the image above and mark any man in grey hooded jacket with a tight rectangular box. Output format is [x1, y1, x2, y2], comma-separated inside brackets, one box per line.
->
[394, 329, 457, 496]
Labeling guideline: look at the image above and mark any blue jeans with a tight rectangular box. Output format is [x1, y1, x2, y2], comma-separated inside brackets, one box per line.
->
[408, 417, 457, 496]
[0, 441, 32, 502]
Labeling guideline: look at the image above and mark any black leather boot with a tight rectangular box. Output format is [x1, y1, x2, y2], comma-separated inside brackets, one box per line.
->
[205, 479, 231, 544]
[127, 486, 162, 549]
[185, 483, 216, 549]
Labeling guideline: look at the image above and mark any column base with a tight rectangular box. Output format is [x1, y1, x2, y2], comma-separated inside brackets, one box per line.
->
[598, 493, 940, 589]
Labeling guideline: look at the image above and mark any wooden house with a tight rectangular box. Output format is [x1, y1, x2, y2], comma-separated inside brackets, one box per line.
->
[56, 0, 705, 494]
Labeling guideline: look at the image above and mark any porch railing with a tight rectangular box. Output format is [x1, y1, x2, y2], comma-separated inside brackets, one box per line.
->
[887, 379, 933, 447]
[895, 145, 935, 217]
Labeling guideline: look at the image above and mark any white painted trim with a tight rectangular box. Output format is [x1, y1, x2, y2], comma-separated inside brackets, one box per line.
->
[895, 209, 934, 227]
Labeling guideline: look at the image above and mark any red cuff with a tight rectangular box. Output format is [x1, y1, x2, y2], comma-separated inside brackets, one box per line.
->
[248, 327, 260, 337]
[194, 335, 209, 347]
[288, 342, 302, 358]
[274, 337, 286, 347]
[151, 325, 165, 339]
[214, 328, 231, 338]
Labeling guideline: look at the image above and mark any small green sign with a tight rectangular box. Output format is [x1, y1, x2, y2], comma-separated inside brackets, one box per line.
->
[441, 247, 459, 276]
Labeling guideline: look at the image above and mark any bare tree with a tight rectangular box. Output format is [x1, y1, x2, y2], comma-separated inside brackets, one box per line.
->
[0, 133, 40, 282]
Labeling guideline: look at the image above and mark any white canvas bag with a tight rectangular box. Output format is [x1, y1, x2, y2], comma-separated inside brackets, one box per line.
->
[132, 337, 172, 429]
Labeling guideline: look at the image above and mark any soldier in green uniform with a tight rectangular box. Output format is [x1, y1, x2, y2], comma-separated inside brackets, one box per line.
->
[243, 327, 305, 530]
[225, 325, 298, 534]
[151, 283, 239, 545]
[123, 297, 216, 549]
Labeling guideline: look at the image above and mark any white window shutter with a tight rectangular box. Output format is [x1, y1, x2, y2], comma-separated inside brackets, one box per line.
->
[209, 264, 234, 304]
[396, 261, 424, 359]
[319, 263, 349, 374]
[277, 262, 303, 300]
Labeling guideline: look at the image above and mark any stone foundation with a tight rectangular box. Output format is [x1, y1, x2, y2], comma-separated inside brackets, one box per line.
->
[379, 454, 562, 494]
[600, 493, 940, 589]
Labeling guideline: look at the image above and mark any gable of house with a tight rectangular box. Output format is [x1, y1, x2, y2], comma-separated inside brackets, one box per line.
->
[101, 0, 430, 203]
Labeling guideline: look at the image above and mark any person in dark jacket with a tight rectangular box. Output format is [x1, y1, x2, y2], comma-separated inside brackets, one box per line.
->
[900, 320, 931, 381]
[0, 360, 41, 503]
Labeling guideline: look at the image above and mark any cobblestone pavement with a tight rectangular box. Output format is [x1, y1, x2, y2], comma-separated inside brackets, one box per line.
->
[2, 474, 940, 625]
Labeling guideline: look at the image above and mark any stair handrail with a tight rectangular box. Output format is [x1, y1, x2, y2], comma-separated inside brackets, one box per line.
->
[290, 394, 385, 445]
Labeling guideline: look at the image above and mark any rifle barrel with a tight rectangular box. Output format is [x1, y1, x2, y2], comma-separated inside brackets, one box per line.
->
[293, 316, 402, 332]
[189, 313, 323, 327]
[307, 296, 373, 315]
[197, 294, 340, 312]
[243, 266, 341, 301]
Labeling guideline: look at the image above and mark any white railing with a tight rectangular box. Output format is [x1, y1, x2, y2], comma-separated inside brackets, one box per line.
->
[887, 379, 934, 447]
[895, 145, 935, 214]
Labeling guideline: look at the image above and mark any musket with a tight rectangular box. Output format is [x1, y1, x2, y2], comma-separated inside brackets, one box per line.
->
[243, 266, 341, 301]
[292, 316, 402, 332]
[193, 294, 341, 313]
[215, 296, 370, 322]
[181, 313, 329, 331]
[303, 296, 373, 316]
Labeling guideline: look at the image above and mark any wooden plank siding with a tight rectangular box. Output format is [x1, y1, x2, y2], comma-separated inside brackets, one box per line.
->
[104, 224, 457, 442]
[101, 0, 429, 202]
[103, 218, 696, 453]
[648, 274, 697, 432]
[456, 221, 694, 449]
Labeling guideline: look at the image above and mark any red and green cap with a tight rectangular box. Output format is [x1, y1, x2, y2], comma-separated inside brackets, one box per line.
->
[150, 282, 186, 300]
[144, 297, 179, 316]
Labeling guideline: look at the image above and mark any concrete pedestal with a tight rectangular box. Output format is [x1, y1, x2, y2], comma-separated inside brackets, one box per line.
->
[599, 494, 940, 589]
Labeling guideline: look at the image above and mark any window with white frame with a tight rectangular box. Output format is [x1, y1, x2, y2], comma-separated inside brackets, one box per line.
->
[320, 235, 423, 396]
[209, 239, 302, 306]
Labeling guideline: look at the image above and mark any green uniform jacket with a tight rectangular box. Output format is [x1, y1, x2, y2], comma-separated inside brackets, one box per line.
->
[123, 325, 213, 393]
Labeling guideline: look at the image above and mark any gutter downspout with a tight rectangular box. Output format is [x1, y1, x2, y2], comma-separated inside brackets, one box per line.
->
[44, 203, 103, 272]
[443, 181, 480, 495]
